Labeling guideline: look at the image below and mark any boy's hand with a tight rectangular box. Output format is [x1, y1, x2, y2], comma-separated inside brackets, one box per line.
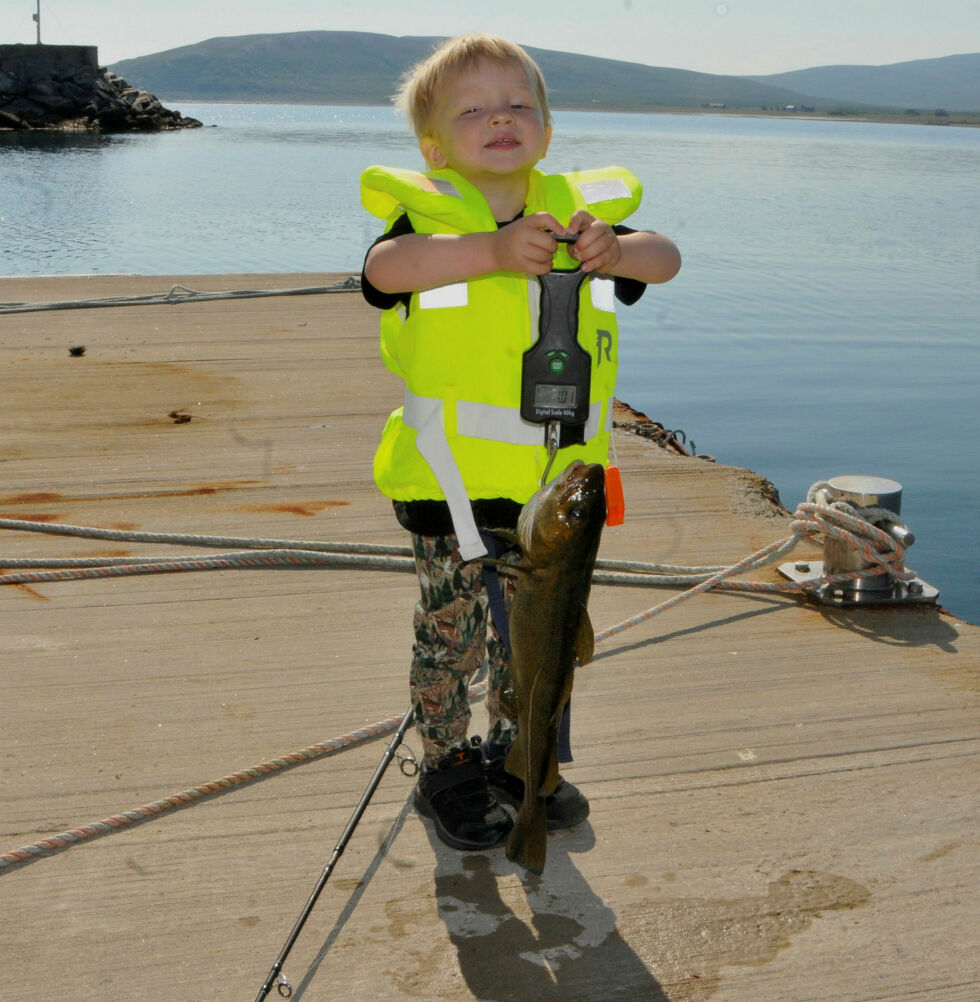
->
[491, 212, 563, 275]
[567, 211, 621, 274]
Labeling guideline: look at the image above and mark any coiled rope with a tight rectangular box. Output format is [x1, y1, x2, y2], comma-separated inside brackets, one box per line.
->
[0, 492, 914, 873]
[0, 278, 360, 315]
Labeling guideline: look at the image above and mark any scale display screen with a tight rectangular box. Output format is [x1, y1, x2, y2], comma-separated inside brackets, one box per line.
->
[534, 384, 577, 407]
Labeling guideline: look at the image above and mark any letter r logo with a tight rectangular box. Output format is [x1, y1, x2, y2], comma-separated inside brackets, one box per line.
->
[595, 330, 612, 366]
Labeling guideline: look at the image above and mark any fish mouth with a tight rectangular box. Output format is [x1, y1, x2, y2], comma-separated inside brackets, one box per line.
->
[518, 461, 605, 552]
[558, 460, 604, 492]
[553, 463, 605, 521]
[544, 461, 605, 506]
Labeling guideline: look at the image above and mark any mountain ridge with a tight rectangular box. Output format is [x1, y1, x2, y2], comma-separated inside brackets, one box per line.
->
[109, 32, 979, 113]
[744, 52, 979, 111]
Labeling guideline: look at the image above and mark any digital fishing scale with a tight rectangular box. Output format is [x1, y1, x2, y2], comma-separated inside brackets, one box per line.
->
[521, 233, 625, 524]
[521, 235, 591, 462]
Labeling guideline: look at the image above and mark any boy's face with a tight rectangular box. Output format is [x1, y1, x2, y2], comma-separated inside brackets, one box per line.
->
[419, 58, 552, 186]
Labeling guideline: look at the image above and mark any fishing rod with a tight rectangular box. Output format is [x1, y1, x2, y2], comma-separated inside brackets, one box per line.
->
[254, 703, 417, 1001]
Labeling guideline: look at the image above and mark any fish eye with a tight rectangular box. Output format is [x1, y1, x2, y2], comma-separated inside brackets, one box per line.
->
[569, 505, 585, 521]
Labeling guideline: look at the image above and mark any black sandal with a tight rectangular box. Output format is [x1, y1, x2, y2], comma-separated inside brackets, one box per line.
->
[414, 740, 513, 850]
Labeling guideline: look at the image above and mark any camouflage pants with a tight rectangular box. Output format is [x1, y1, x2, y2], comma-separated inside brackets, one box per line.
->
[410, 532, 520, 766]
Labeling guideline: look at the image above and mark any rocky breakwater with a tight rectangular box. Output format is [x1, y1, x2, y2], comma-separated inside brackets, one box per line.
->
[0, 44, 201, 132]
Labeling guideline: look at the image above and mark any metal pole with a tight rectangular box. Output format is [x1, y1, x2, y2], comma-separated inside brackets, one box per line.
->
[34, 1, 41, 44]
[254, 703, 417, 1001]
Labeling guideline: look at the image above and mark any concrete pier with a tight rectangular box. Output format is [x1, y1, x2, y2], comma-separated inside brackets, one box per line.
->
[1, 274, 977, 1001]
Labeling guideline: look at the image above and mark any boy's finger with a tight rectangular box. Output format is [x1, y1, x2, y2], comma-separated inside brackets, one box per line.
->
[526, 211, 565, 235]
[530, 229, 559, 253]
[567, 209, 596, 234]
[568, 232, 596, 259]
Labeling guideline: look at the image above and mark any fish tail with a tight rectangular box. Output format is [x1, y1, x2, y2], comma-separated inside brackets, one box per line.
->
[506, 801, 547, 875]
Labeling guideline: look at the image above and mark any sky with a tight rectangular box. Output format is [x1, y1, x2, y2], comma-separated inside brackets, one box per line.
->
[2, 0, 977, 76]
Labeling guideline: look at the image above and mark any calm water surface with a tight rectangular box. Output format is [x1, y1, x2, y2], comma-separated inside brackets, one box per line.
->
[1, 105, 978, 622]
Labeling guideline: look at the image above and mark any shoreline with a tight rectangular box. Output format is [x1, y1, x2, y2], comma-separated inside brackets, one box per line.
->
[630, 105, 980, 128]
[120, 99, 980, 130]
[5, 101, 976, 132]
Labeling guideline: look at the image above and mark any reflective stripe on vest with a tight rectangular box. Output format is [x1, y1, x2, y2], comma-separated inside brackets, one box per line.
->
[402, 390, 613, 558]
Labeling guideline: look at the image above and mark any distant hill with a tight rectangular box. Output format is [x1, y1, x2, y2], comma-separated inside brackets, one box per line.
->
[109, 32, 977, 113]
[113, 32, 437, 105]
[108, 31, 849, 111]
[745, 53, 980, 111]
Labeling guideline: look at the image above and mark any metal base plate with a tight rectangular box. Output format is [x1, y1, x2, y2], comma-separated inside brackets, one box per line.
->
[778, 561, 940, 607]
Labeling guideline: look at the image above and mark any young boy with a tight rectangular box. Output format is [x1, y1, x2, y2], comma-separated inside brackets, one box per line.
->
[360, 34, 680, 852]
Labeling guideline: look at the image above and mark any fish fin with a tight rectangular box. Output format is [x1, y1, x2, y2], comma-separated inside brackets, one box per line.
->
[479, 556, 509, 569]
[488, 527, 536, 573]
[494, 528, 520, 547]
[574, 609, 595, 667]
[482, 555, 532, 577]
[506, 802, 547, 875]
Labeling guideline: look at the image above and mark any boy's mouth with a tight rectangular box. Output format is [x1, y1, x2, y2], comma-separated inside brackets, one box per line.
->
[485, 135, 520, 149]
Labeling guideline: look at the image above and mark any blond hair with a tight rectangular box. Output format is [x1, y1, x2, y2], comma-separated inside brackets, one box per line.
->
[395, 33, 551, 138]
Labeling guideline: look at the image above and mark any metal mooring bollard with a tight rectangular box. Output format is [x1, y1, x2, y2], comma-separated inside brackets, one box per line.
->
[779, 474, 939, 607]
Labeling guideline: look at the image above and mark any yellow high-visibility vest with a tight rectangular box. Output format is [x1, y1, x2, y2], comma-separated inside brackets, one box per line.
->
[361, 164, 642, 558]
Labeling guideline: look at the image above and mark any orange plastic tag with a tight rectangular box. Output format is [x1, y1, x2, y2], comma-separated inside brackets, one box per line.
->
[605, 464, 625, 526]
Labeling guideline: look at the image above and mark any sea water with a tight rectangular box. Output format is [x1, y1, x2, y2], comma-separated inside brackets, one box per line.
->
[1, 105, 977, 623]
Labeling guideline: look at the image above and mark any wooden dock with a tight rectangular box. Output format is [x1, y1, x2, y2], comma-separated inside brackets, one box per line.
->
[2, 274, 977, 1002]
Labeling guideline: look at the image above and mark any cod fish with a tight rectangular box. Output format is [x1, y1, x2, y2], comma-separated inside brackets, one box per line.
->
[505, 460, 606, 874]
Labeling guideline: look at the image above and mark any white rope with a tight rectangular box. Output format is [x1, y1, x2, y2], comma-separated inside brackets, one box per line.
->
[0, 487, 914, 593]
[0, 278, 360, 315]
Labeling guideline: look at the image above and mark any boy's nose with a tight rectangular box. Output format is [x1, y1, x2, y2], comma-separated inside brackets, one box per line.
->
[488, 107, 515, 126]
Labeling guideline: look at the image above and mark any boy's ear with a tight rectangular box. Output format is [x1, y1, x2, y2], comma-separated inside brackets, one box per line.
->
[419, 136, 447, 169]
[542, 123, 553, 158]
